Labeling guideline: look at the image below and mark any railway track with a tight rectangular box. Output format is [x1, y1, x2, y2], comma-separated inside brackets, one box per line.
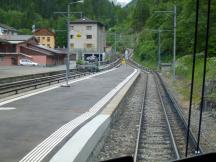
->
[135, 72, 178, 161]
[155, 73, 197, 157]
[0, 70, 92, 98]
[128, 59, 202, 161]
[0, 59, 121, 99]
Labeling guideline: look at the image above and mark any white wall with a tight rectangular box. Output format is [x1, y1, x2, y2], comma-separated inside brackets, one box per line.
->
[69, 23, 106, 53]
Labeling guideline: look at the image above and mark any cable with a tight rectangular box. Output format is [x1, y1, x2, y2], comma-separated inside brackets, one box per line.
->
[185, 0, 200, 157]
[196, 0, 211, 153]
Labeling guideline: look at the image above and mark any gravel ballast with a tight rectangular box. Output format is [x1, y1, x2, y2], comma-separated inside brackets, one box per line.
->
[92, 73, 147, 161]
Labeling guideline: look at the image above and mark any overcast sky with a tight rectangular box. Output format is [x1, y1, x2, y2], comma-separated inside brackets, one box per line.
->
[110, 0, 133, 6]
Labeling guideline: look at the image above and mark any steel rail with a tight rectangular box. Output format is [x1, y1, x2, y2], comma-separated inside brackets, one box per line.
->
[0, 69, 77, 90]
[0, 60, 121, 98]
[154, 73, 180, 159]
[133, 72, 148, 162]
[0, 71, 91, 97]
[128, 58, 203, 160]
[155, 72, 203, 154]
[130, 59, 179, 161]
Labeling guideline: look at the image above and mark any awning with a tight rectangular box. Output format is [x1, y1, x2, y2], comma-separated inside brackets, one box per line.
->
[0, 52, 32, 58]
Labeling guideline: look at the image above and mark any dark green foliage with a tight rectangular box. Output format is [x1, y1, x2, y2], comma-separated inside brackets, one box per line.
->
[131, 0, 150, 31]
[0, 0, 125, 47]
[130, 0, 216, 68]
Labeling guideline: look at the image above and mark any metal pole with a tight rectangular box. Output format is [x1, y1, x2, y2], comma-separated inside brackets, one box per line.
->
[158, 29, 161, 70]
[173, 5, 176, 80]
[65, 4, 70, 87]
[114, 32, 117, 54]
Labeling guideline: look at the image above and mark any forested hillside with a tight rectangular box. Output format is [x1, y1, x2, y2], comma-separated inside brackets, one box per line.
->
[127, 0, 216, 68]
[0, 0, 215, 59]
[125, 0, 216, 102]
[0, 0, 127, 46]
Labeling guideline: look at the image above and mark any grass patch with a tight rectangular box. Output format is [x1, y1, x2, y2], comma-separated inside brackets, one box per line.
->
[132, 53, 157, 70]
[174, 55, 216, 103]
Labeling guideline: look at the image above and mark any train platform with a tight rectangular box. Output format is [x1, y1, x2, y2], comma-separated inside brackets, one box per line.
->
[0, 65, 137, 162]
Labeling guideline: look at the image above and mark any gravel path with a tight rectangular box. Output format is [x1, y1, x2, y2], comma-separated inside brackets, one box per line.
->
[93, 73, 147, 161]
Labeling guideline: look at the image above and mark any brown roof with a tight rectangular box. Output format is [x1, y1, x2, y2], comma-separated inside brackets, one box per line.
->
[33, 28, 55, 36]
[0, 37, 8, 43]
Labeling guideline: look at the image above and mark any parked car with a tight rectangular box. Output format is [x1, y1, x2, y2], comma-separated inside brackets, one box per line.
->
[19, 59, 39, 66]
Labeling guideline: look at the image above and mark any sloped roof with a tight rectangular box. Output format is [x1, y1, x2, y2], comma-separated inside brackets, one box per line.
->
[1, 35, 34, 41]
[0, 37, 8, 43]
[0, 23, 17, 32]
[35, 45, 66, 54]
[33, 28, 55, 36]
[0, 35, 37, 44]
[70, 17, 104, 27]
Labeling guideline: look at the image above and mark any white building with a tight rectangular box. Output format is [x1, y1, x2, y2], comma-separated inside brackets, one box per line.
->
[0, 23, 17, 36]
[69, 18, 106, 61]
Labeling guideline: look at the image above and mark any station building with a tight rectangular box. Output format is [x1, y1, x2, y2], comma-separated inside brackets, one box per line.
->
[0, 35, 66, 66]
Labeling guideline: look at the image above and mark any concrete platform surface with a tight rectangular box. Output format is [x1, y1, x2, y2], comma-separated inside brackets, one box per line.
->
[0, 65, 134, 162]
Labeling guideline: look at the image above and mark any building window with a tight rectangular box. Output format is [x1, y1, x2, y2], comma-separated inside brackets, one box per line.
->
[86, 26, 92, 30]
[47, 37, 50, 42]
[37, 37, 40, 42]
[47, 44, 51, 48]
[42, 37, 45, 40]
[70, 43, 74, 48]
[70, 35, 74, 39]
[86, 35, 92, 39]
[71, 26, 74, 30]
[86, 44, 93, 48]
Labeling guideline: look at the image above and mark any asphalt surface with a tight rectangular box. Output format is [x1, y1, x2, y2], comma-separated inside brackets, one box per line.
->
[0, 65, 134, 162]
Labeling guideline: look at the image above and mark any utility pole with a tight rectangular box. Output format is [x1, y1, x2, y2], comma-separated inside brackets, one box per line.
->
[65, 4, 71, 87]
[173, 5, 177, 80]
[158, 29, 161, 70]
[154, 5, 177, 80]
[143, 29, 171, 70]
[115, 32, 117, 55]
[54, 0, 83, 87]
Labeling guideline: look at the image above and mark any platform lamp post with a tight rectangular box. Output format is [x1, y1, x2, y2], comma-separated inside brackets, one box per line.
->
[58, 0, 84, 87]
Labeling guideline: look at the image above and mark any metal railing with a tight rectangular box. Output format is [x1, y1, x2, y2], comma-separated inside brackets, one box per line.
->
[0, 71, 91, 97]
[0, 59, 121, 98]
